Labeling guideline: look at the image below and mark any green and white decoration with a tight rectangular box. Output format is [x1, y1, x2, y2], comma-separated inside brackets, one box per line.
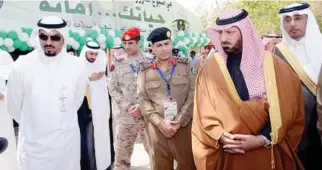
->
[0, 28, 210, 57]
[172, 30, 210, 57]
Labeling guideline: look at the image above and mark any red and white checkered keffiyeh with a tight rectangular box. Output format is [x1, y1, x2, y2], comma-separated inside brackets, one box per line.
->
[113, 48, 126, 57]
[208, 9, 267, 100]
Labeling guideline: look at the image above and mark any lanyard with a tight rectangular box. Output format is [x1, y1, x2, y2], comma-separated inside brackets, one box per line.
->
[129, 64, 140, 77]
[156, 65, 176, 99]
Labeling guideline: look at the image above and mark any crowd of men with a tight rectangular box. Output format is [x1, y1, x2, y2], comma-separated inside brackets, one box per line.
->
[1, 2, 322, 170]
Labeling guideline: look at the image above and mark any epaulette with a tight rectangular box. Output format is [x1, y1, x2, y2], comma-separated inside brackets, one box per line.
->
[174, 56, 190, 64]
[141, 57, 155, 71]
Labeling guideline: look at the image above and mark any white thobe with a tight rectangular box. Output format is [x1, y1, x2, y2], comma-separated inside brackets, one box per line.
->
[6, 50, 87, 170]
[0, 50, 18, 170]
[84, 53, 111, 170]
[88, 77, 111, 170]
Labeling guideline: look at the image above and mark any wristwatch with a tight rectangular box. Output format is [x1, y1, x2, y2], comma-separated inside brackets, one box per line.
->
[260, 135, 272, 148]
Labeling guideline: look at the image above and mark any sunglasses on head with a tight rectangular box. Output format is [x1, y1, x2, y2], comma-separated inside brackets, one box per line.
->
[38, 33, 61, 41]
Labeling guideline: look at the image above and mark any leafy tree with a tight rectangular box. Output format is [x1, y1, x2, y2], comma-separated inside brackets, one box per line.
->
[233, 1, 291, 35]
[198, 1, 322, 35]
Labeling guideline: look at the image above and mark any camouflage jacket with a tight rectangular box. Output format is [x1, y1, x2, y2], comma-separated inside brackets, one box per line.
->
[108, 52, 153, 124]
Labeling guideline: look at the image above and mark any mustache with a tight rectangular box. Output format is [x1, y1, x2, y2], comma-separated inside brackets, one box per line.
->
[290, 28, 300, 32]
[44, 45, 55, 48]
[87, 58, 95, 63]
[221, 42, 232, 46]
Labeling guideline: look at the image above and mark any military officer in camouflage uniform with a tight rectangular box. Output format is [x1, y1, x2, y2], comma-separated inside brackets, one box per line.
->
[138, 27, 196, 170]
[108, 27, 149, 170]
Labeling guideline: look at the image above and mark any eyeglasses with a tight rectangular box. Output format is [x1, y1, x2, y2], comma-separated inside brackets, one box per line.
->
[38, 33, 61, 41]
[283, 15, 307, 24]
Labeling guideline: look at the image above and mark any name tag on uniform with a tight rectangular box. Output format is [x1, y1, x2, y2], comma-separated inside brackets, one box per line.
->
[163, 99, 177, 121]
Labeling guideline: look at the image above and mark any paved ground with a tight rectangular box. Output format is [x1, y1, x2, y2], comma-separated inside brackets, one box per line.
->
[111, 113, 151, 170]
[130, 142, 150, 170]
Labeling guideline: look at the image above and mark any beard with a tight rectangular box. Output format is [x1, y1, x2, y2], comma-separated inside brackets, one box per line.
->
[43, 45, 57, 57]
[222, 46, 241, 55]
[222, 39, 242, 55]
[44, 51, 57, 57]
[288, 31, 303, 41]
[86, 57, 96, 63]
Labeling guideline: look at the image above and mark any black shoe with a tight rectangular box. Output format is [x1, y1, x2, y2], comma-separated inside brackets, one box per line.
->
[0, 137, 8, 154]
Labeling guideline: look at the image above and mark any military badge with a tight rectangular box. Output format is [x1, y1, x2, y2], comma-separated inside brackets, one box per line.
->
[125, 35, 131, 41]
[110, 64, 115, 72]
[166, 31, 171, 38]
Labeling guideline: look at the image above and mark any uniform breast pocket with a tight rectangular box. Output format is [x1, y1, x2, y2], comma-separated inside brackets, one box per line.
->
[171, 77, 189, 95]
[171, 77, 189, 86]
[122, 70, 135, 81]
[145, 80, 161, 96]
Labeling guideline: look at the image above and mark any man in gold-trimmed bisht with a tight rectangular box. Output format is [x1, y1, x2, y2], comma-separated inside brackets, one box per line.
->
[192, 9, 305, 170]
[274, 3, 322, 170]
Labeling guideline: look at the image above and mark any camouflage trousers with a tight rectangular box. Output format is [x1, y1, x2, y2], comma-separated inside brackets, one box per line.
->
[114, 123, 148, 170]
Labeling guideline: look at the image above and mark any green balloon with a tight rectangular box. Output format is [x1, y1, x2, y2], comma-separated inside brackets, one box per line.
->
[7, 30, 18, 40]
[172, 38, 179, 46]
[101, 29, 109, 36]
[178, 35, 184, 41]
[74, 33, 81, 41]
[68, 30, 73, 37]
[186, 37, 193, 47]
[21, 28, 27, 33]
[26, 28, 33, 36]
[0, 46, 8, 52]
[139, 36, 145, 49]
[202, 38, 208, 46]
[79, 38, 86, 46]
[21, 43, 28, 51]
[201, 38, 207, 47]
[106, 35, 114, 49]
[8, 31, 18, 40]
[194, 39, 201, 47]
[13, 39, 22, 49]
[86, 30, 98, 40]
[115, 30, 123, 38]
[77, 50, 82, 56]
[178, 46, 188, 57]
[0, 31, 7, 39]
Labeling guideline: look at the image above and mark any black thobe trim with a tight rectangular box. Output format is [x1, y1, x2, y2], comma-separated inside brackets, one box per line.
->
[227, 53, 271, 140]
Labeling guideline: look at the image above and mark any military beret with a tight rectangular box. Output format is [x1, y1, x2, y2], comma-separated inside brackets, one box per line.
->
[121, 27, 140, 41]
[147, 27, 171, 44]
